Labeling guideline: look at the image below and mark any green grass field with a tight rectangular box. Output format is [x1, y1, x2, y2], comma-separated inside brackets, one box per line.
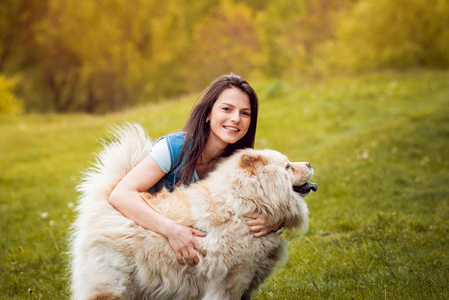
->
[1, 70, 448, 299]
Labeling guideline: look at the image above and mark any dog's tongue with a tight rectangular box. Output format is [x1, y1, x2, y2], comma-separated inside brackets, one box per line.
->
[294, 182, 318, 194]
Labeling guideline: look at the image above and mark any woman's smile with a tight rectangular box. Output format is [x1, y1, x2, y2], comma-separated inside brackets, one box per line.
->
[223, 125, 240, 132]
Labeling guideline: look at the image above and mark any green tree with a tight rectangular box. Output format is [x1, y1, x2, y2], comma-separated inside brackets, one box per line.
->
[34, 0, 158, 112]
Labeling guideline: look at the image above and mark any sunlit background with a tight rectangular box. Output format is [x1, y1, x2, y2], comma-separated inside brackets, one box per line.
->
[1, 0, 448, 114]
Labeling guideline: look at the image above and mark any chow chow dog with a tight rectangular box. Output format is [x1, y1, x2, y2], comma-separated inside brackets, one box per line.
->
[70, 123, 317, 300]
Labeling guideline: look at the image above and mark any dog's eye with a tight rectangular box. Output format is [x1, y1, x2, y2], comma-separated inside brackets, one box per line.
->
[286, 164, 291, 170]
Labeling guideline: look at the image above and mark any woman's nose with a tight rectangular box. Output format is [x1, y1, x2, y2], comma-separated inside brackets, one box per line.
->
[231, 111, 240, 123]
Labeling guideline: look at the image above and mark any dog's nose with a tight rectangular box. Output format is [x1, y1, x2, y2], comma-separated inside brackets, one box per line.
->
[306, 162, 311, 168]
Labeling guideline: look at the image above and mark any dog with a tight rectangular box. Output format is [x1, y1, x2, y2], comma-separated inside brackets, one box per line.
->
[70, 123, 317, 300]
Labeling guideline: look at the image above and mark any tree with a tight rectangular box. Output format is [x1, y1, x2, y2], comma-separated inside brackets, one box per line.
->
[0, 0, 47, 73]
[34, 0, 158, 112]
[255, 0, 349, 78]
[188, 0, 263, 88]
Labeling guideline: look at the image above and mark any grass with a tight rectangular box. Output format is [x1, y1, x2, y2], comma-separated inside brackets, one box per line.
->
[1, 69, 448, 299]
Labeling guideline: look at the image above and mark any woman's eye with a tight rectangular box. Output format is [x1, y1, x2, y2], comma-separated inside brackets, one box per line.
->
[242, 111, 251, 117]
[222, 107, 231, 112]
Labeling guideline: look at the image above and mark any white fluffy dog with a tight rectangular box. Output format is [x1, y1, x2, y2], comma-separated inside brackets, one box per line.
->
[70, 123, 316, 300]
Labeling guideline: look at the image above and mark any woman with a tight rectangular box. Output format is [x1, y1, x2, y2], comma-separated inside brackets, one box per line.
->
[108, 74, 283, 267]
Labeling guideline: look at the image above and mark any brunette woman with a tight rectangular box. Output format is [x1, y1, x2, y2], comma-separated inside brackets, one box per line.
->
[109, 74, 283, 267]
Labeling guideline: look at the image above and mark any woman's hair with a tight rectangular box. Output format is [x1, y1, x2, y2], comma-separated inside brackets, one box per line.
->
[179, 73, 259, 185]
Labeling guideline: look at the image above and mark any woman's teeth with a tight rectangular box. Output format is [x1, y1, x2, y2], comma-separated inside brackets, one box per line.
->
[224, 126, 239, 132]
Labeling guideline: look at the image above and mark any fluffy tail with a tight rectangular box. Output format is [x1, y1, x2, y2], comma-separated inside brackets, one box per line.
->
[76, 122, 152, 201]
[70, 123, 151, 299]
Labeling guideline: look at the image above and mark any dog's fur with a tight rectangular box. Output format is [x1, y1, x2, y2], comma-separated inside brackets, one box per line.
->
[70, 123, 313, 300]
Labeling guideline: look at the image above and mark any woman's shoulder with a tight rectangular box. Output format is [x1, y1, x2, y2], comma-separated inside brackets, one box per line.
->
[153, 131, 186, 144]
[150, 131, 187, 173]
[162, 131, 187, 147]
[166, 130, 187, 138]
[165, 131, 187, 157]
[152, 131, 187, 163]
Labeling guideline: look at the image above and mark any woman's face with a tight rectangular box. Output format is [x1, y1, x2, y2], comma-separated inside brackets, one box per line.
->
[206, 87, 251, 149]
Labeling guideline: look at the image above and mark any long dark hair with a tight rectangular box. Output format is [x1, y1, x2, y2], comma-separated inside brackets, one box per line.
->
[179, 73, 259, 185]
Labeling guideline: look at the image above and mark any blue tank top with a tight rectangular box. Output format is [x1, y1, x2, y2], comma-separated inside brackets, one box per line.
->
[147, 131, 188, 193]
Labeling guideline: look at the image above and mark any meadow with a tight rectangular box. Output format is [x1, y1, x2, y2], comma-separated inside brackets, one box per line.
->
[1, 70, 448, 299]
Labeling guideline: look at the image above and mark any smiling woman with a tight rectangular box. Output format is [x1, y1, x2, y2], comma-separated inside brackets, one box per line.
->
[106, 74, 284, 271]
[180, 74, 259, 185]
[205, 87, 252, 158]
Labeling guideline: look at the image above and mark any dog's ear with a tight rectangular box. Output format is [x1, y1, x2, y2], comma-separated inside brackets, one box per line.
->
[239, 152, 264, 174]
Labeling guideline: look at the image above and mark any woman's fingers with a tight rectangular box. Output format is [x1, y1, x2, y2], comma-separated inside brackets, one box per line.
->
[244, 212, 259, 219]
[191, 229, 207, 257]
[193, 239, 207, 257]
[189, 249, 200, 266]
[182, 250, 194, 266]
[245, 212, 283, 237]
[245, 212, 269, 225]
[246, 219, 261, 226]
[176, 251, 185, 265]
[174, 228, 207, 266]
[192, 228, 207, 237]
[248, 224, 264, 233]
[248, 224, 269, 237]
[253, 230, 268, 238]
[181, 246, 201, 266]
[167, 224, 208, 266]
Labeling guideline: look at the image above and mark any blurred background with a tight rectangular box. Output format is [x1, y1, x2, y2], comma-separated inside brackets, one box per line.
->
[1, 0, 448, 114]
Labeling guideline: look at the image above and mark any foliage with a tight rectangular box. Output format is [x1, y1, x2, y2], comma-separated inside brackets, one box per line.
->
[33, 0, 158, 113]
[0, 75, 23, 115]
[0, 0, 46, 73]
[188, 1, 263, 88]
[255, 0, 348, 78]
[1, 70, 448, 298]
[328, 0, 449, 72]
[0, 0, 448, 112]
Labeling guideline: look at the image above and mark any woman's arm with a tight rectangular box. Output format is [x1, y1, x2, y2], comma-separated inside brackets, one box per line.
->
[108, 155, 206, 266]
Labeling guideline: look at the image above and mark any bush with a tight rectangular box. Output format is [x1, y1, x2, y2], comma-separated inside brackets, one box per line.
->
[0, 75, 23, 115]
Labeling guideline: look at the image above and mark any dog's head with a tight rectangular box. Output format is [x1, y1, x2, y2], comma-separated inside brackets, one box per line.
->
[220, 149, 317, 231]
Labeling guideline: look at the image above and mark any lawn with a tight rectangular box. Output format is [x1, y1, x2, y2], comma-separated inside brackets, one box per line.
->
[1, 70, 448, 299]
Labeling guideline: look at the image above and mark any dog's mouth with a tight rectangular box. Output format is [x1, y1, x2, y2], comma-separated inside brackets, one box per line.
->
[293, 182, 318, 196]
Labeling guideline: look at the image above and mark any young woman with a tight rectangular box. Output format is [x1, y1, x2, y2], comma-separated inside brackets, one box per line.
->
[108, 74, 283, 267]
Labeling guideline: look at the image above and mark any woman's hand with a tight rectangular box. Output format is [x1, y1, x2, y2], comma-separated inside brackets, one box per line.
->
[165, 223, 207, 266]
[244, 212, 283, 237]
